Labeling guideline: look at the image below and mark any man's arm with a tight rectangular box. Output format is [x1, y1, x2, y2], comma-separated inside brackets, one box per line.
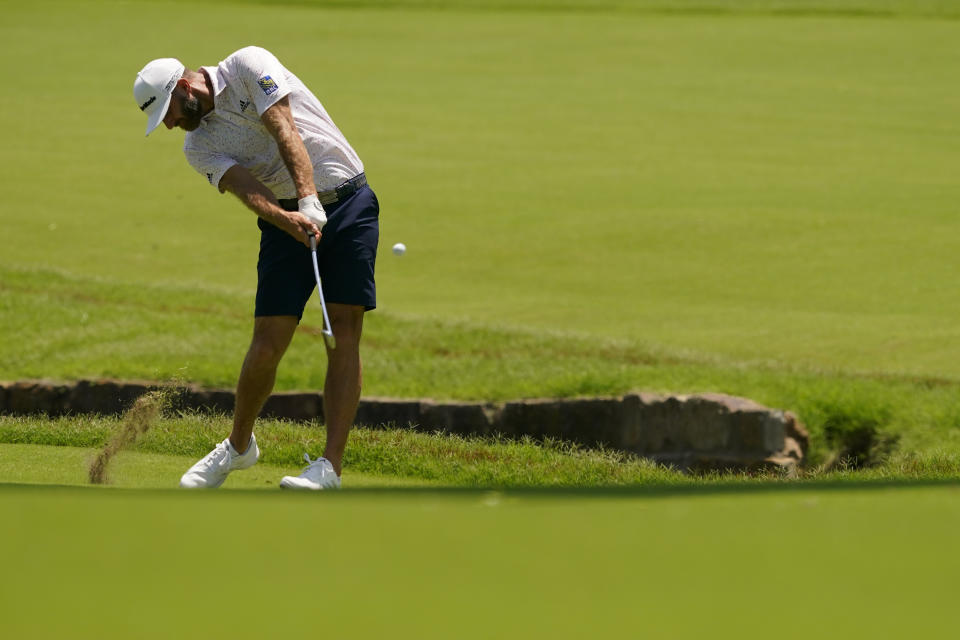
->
[219, 164, 320, 247]
[260, 96, 327, 227]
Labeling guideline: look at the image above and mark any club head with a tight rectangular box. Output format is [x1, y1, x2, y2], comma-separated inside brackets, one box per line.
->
[323, 331, 336, 349]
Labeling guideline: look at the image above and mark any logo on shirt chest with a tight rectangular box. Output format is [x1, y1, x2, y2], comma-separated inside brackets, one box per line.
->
[239, 100, 251, 112]
[257, 76, 279, 96]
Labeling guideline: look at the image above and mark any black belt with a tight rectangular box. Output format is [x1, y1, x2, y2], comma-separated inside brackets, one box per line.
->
[278, 173, 367, 210]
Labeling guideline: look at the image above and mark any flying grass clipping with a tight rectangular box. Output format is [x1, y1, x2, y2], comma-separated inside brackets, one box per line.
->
[88, 389, 170, 485]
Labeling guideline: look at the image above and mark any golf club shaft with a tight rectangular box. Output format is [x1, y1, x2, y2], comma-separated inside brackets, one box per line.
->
[309, 235, 336, 349]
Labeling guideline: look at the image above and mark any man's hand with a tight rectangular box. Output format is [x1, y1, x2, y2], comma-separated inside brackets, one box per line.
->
[284, 211, 322, 248]
[298, 194, 328, 228]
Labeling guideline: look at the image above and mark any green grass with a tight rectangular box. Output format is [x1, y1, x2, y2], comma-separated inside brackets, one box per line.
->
[5, 3, 960, 635]
[0, 443, 436, 488]
[3, 1, 960, 471]
[2, 482, 959, 639]
[0, 415, 686, 488]
[4, 410, 959, 638]
[156, 0, 960, 18]
[3, 415, 960, 486]
[4, 0, 960, 378]
[5, 266, 960, 467]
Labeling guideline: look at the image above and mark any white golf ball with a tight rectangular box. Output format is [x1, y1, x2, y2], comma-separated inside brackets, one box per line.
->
[392, 242, 406, 256]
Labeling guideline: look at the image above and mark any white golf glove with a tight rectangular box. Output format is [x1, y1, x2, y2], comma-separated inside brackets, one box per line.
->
[298, 194, 327, 228]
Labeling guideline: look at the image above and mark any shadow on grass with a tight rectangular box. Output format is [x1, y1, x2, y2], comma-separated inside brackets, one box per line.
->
[2, 478, 960, 500]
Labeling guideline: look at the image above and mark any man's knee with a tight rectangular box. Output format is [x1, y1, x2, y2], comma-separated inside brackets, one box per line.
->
[247, 339, 285, 368]
[248, 316, 298, 366]
[327, 304, 364, 346]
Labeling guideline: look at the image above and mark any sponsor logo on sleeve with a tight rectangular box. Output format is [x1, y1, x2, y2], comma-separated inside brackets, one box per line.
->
[207, 172, 214, 185]
[257, 75, 279, 96]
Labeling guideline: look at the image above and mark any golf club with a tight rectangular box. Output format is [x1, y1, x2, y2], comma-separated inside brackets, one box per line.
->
[309, 234, 336, 349]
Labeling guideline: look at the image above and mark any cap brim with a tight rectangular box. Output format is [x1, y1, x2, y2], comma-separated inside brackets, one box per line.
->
[144, 92, 174, 136]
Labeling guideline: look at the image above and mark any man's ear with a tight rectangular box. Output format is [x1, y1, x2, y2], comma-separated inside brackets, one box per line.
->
[176, 77, 191, 96]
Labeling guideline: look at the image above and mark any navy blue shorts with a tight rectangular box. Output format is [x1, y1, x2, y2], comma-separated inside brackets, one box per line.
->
[255, 185, 379, 318]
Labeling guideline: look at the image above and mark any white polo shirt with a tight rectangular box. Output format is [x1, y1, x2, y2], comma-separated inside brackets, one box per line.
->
[183, 46, 363, 199]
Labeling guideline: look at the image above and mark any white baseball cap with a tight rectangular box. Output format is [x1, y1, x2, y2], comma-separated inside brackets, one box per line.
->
[134, 58, 185, 136]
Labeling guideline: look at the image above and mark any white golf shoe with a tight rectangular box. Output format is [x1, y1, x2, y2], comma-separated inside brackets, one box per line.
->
[179, 435, 260, 488]
[280, 454, 341, 490]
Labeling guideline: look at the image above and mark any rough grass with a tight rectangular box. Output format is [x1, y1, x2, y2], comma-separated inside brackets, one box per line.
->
[3, 0, 960, 480]
[0, 414, 682, 487]
[0, 443, 438, 489]
[4, 266, 960, 469]
[2, 414, 959, 486]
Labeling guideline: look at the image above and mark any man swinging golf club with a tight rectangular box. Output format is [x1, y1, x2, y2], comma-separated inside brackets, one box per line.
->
[134, 46, 379, 489]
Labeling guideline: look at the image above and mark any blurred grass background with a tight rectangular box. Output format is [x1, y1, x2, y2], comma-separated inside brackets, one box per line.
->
[2, 482, 958, 639]
[3, 0, 960, 377]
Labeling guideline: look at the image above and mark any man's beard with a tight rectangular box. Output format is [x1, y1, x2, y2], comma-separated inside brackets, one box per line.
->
[181, 95, 203, 131]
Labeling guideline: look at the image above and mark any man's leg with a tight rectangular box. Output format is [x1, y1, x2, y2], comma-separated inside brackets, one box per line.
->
[321, 303, 365, 475]
[179, 315, 298, 488]
[230, 315, 300, 453]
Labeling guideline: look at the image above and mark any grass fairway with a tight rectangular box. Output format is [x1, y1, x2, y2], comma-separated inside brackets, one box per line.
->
[3, 3, 960, 633]
[0, 443, 437, 488]
[2, 482, 958, 638]
[3, 0, 960, 463]
[3, 0, 960, 378]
